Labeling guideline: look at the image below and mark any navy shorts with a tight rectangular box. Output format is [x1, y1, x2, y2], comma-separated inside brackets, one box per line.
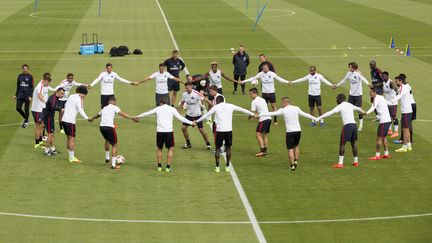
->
[377, 122, 391, 138]
[388, 105, 398, 119]
[183, 115, 203, 128]
[401, 113, 412, 129]
[286, 132, 301, 149]
[155, 93, 170, 106]
[340, 123, 357, 143]
[215, 131, 232, 148]
[32, 111, 44, 123]
[234, 75, 246, 81]
[308, 95, 322, 107]
[157, 132, 175, 149]
[168, 79, 180, 92]
[100, 126, 117, 145]
[262, 93, 276, 104]
[348, 95, 362, 107]
[44, 116, 55, 133]
[411, 104, 417, 121]
[256, 119, 271, 133]
[101, 94, 115, 108]
[62, 121, 76, 137]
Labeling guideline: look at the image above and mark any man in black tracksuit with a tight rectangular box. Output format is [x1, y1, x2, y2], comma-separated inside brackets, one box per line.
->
[232, 45, 249, 95]
[12, 64, 34, 128]
[163, 49, 191, 106]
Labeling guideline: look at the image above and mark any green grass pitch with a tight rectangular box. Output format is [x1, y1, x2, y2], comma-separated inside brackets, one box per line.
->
[0, 0, 431, 242]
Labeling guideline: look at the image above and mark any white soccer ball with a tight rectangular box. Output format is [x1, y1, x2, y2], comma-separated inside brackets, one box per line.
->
[200, 79, 207, 87]
[251, 79, 259, 86]
[116, 155, 125, 165]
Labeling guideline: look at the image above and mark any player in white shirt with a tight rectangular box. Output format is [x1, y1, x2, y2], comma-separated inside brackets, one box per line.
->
[202, 85, 226, 145]
[178, 82, 211, 150]
[55, 73, 86, 134]
[248, 88, 272, 157]
[135, 97, 195, 172]
[316, 94, 365, 168]
[241, 64, 290, 125]
[336, 62, 371, 131]
[365, 88, 392, 160]
[197, 96, 255, 173]
[136, 63, 183, 106]
[394, 76, 413, 152]
[89, 63, 136, 108]
[261, 97, 315, 171]
[31, 73, 55, 149]
[289, 66, 336, 127]
[61, 86, 92, 163]
[394, 73, 416, 145]
[381, 72, 399, 137]
[193, 61, 237, 95]
[90, 97, 135, 169]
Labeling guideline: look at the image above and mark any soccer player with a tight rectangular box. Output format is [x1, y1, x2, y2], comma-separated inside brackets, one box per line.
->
[12, 64, 33, 128]
[248, 88, 272, 157]
[89, 63, 135, 108]
[369, 60, 384, 121]
[136, 63, 184, 106]
[382, 72, 399, 137]
[136, 97, 195, 172]
[394, 76, 413, 152]
[316, 94, 365, 168]
[193, 61, 237, 95]
[178, 82, 211, 150]
[261, 97, 315, 170]
[232, 44, 250, 95]
[241, 63, 290, 125]
[196, 96, 255, 173]
[365, 88, 392, 160]
[163, 50, 192, 106]
[43, 88, 65, 156]
[289, 66, 336, 126]
[31, 73, 55, 149]
[90, 97, 136, 169]
[55, 73, 86, 133]
[336, 62, 371, 131]
[61, 86, 92, 163]
[394, 73, 416, 144]
[258, 54, 275, 73]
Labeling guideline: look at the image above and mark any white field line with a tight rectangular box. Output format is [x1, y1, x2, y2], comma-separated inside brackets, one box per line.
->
[0, 211, 431, 224]
[155, 0, 266, 242]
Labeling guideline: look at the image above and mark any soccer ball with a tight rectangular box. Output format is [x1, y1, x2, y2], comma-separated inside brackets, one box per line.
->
[251, 79, 259, 86]
[200, 79, 207, 87]
[116, 155, 125, 165]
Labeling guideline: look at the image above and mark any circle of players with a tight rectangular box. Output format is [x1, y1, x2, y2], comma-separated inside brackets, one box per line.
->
[13, 45, 416, 172]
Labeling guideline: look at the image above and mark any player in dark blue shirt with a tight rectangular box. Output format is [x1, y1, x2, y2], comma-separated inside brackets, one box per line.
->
[12, 64, 34, 128]
[163, 50, 192, 106]
[43, 87, 65, 156]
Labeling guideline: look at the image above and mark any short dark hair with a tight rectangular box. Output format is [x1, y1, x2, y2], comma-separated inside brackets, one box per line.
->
[336, 93, 346, 104]
[56, 87, 65, 92]
[398, 75, 406, 83]
[76, 85, 88, 95]
[159, 63, 165, 68]
[239, 44, 245, 48]
[259, 53, 266, 57]
[172, 49, 178, 54]
[209, 85, 218, 91]
[184, 81, 192, 87]
[43, 72, 51, 81]
[67, 73, 74, 78]
[249, 87, 258, 94]
[281, 96, 290, 102]
[382, 71, 389, 76]
[310, 65, 316, 70]
[109, 96, 116, 102]
[215, 95, 224, 104]
[22, 64, 29, 69]
[106, 63, 113, 68]
[348, 62, 358, 69]
[159, 96, 169, 105]
[398, 73, 406, 79]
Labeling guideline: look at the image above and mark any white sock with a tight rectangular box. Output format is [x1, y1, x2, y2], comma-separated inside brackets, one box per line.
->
[354, 157, 358, 163]
[375, 152, 380, 157]
[111, 157, 117, 167]
[45, 147, 50, 154]
[402, 144, 407, 148]
[359, 119, 364, 128]
[68, 150, 74, 160]
[338, 156, 344, 164]
[394, 125, 398, 132]
[407, 142, 412, 147]
[384, 150, 389, 156]
[320, 119, 324, 123]
[105, 151, 110, 160]
[50, 147, 56, 151]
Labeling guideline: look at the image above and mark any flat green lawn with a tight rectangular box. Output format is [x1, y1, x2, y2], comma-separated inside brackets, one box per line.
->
[0, 0, 431, 242]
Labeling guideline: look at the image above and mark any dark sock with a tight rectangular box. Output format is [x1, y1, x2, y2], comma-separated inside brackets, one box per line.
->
[264, 147, 267, 153]
[260, 147, 264, 153]
[206, 141, 210, 146]
[216, 161, 220, 167]
[157, 163, 162, 168]
[166, 164, 171, 169]
[39, 136, 42, 142]
[226, 162, 230, 167]
[274, 116, 278, 123]
[35, 139, 39, 145]
[186, 139, 191, 145]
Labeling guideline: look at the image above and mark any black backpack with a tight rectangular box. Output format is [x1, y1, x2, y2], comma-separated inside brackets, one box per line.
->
[133, 49, 143, 55]
[118, 46, 130, 55]
[110, 47, 124, 57]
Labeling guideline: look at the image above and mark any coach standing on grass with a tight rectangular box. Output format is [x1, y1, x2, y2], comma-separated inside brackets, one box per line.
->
[232, 44, 250, 95]
[13, 64, 34, 128]
[164, 50, 192, 106]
